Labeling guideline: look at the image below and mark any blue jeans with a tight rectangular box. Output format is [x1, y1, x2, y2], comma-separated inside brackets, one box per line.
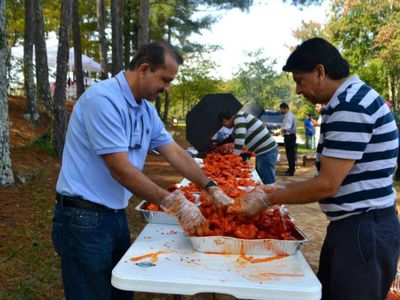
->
[52, 203, 133, 300]
[317, 206, 400, 300]
[256, 147, 278, 184]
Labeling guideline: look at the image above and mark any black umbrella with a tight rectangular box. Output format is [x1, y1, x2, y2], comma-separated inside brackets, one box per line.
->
[186, 93, 242, 153]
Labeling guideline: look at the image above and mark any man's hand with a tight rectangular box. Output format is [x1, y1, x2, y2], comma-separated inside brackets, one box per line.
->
[161, 190, 208, 236]
[258, 182, 286, 194]
[206, 186, 234, 207]
[229, 186, 272, 216]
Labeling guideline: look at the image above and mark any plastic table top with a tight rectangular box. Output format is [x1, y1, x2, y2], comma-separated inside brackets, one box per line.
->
[112, 224, 321, 300]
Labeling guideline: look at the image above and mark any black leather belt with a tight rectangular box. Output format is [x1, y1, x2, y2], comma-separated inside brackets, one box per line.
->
[56, 193, 122, 212]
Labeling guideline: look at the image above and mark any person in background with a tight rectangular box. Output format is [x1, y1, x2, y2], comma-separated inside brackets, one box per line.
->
[235, 37, 400, 300]
[312, 103, 324, 148]
[218, 110, 278, 184]
[279, 102, 297, 176]
[304, 113, 315, 149]
[52, 41, 233, 300]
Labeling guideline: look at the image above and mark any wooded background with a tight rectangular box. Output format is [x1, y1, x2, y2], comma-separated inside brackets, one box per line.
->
[1, 0, 399, 186]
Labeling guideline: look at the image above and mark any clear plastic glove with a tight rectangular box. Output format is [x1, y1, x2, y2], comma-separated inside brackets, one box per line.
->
[258, 181, 286, 194]
[161, 190, 208, 236]
[206, 186, 234, 207]
[229, 185, 272, 216]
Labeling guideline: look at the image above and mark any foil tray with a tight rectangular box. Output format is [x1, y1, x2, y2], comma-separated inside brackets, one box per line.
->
[189, 227, 309, 256]
[135, 200, 179, 225]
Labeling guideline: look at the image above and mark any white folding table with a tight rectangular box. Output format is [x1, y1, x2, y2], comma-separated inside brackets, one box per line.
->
[112, 224, 321, 300]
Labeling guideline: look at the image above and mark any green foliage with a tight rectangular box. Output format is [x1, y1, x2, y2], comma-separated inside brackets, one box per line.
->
[291, 20, 329, 49]
[291, 0, 400, 109]
[169, 55, 227, 119]
[232, 50, 297, 109]
[285, 0, 323, 5]
[32, 134, 57, 156]
[5, 0, 24, 46]
[326, 0, 400, 104]
[200, 0, 253, 11]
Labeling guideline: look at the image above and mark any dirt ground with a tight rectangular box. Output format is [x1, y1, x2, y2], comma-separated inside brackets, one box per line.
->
[0, 96, 399, 300]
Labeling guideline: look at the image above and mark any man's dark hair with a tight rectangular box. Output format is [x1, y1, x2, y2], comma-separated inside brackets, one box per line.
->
[280, 102, 289, 110]
[128, 41, 183, 71]
[282, 37, 349, 80]
[218, 110, 235, 121]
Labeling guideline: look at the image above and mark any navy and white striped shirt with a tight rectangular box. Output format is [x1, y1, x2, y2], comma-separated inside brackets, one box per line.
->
[316, 75, 398, 221]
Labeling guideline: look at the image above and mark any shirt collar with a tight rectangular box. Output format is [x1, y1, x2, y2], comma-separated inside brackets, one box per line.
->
[115, 71, 142, 109]
[328, 74, 361, 104]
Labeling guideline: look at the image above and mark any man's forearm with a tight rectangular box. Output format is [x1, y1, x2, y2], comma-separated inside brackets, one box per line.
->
[169, 148, 210, 188]
[270, 176, 335, 206]
[103, 152, 169, 205]
[158, 143, 210, 189]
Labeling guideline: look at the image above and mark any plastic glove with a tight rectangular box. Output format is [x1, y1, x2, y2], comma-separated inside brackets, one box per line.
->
[161, 190, 208, 236]
[206, 186, 234, 207]
[258, 181, 286, 194]
[229, 186, 272, 216]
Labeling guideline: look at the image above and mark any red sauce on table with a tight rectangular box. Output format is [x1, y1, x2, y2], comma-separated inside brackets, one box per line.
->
[130, 250, 170, 263]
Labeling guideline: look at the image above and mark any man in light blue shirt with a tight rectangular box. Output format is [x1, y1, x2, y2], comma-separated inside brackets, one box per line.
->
[280, 102, 297, 175]
[52, 41, 232, 300]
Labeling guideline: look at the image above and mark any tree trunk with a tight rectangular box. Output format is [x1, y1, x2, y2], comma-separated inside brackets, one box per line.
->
[155, 96, 161, 116]
[162, 26, 173, 122]
[163, 92, 170, 123]
[137, 0, 149, 48]
[96, 0, 109, 79]
[53, 0, 72, 157]
[34, 0, 54, 114]
[123, 0, 133, 68]
[72, 0, 85, 98]
[111, 0, 124, 75]
[24, 0, 39, 123]
[0, 0, 14, 186]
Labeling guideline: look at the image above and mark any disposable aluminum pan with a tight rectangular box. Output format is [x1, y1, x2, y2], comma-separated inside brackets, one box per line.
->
[189, 227, 309, 256]
[135, 200, 179, 225]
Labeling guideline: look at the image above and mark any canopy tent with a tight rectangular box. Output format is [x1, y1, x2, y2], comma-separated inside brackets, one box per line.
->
[11, 46, 101, 73]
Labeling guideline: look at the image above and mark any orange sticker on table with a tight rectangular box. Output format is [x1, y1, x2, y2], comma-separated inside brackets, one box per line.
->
[130, 250, 170, 263]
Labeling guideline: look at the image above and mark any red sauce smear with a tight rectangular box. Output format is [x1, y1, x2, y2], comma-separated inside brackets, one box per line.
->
[130, 250, 170, 263]
[238, 253, 289, 264]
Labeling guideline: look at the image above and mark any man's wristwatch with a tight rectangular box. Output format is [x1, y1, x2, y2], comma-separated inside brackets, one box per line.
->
[204, 180, 217, 190]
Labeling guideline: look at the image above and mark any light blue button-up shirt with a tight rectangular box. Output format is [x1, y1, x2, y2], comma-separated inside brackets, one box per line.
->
[56, 71, 173, 209]
[282, 110, 297, 135]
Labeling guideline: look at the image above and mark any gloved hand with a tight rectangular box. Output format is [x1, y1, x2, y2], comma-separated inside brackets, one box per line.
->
[229, 185, 272, 216]
[206, 186, 234, 207]
[161, 190, 208, 236]
[258, 181, 286, 194]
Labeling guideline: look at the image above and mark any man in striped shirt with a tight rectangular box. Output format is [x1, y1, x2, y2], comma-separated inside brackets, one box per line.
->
[234, 38, 400, 300]
[218, 110, 278, 184]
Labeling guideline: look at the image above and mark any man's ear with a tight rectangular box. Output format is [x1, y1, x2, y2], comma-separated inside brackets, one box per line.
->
[315, 64, 325, 80]
[138, 63, 150, 77]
